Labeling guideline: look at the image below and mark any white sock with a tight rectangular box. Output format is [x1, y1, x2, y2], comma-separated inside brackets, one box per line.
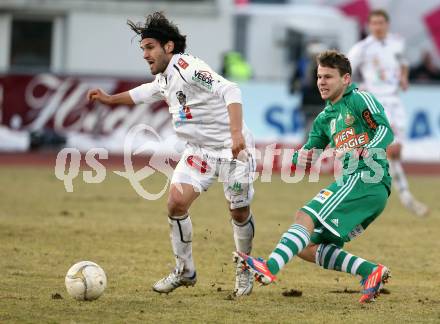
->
[389, 160, 412, 204]
[232, 213, 255, 254]
[168, 214, 195, 277]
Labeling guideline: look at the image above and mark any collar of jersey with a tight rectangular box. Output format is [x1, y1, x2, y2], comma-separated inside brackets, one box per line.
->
[369, 34, 389, 44]
[325, 83, 358, 110]
[162, 54, 179, 77]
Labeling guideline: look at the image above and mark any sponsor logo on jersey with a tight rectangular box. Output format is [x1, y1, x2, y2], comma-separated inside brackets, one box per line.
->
[313, 189, 333, 204]
[178, 58, 189, 69]
[330, 218, 339, 227]
[348, 224, 364, 239]
[192, 70, 213, 90]
[333, 127, 369, 151]
[228, 182, 243, 195]
[186, 155, 210, 174]
[344, 113, 355, 126]
[176, 91, 193, 121]
[176, 91, 187, 105]
[362, 109, 378, 129]
[178, 106, 192, 121]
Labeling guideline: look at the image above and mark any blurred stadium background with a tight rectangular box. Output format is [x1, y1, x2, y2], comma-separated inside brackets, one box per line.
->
[0, 0, 439, 167]
[1, 0, 440, 322]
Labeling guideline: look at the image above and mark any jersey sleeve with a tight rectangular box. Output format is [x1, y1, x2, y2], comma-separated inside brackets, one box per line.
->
[128, 77, 163, 104]
[347, 43, 363, 75]
[394, 35, 409, 67]
[354, 91, 394, 150]
[292, 113, 330, 164]
[179, 56, 242, 105]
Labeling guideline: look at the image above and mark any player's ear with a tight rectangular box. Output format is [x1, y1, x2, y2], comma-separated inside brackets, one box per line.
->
[343, 73, 351, 85]
[165, 41, 175, 54]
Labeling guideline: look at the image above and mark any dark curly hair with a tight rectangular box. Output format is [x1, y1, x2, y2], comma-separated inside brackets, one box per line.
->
[127, 12, 187, 54]
[316, 50, 352, 76]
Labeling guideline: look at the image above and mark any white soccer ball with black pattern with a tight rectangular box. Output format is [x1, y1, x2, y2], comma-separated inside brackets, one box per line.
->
[65, 261, 107, 301]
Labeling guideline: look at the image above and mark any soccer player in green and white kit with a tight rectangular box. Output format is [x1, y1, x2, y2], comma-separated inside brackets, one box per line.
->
[235, 50, 393, 303]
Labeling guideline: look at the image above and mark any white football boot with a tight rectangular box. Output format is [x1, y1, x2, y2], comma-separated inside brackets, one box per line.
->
[152, 265, 197, 294]
[401, 192, 429, 217]
[233, 257, 254, 296]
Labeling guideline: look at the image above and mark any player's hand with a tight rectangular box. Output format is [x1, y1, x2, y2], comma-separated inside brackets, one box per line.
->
[87, 88, 113, 105]
[231, 132, 246, 160]
[335, 147, 369, 159]
[297, 148, 313, 168]
[354, 147, 369, 159]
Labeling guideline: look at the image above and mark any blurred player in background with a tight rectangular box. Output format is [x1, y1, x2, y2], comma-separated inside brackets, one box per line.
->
[87, 12, 256, 296]
[290, 40, 327, 138]
[347, 9, 428, 217]
[235, 50, 393, 303]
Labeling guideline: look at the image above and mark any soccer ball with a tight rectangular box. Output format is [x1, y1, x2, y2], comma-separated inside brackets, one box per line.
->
[65, 261, 107, 301]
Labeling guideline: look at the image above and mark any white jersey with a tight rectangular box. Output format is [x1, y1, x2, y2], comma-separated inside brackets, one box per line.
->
[129, 53, 251, 149]
[348, 34, 407, 97]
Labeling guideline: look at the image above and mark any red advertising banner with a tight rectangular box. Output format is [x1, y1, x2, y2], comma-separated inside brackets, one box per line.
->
[0, 74, 170, 135]
[338, 0, 371, 27]
[424, 7, 440, 56]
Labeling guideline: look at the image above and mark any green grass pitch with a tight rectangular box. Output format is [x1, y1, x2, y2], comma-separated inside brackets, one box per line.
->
[1, 166, 439, 323]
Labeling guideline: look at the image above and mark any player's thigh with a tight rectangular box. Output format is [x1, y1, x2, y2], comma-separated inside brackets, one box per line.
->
[337, 182, 388, 242]
[301, 173, 389, 243]
[220, 151, 256, 210]
[382, 97, 406, 144]
[168, 182, 200, 212]
[310, 228, 345, 247]
[171, 147, 217, 193]
[391, 98, 406, 144]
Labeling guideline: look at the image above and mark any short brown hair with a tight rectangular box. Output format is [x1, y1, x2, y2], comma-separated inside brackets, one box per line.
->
[368, 9, 389, 22]
[316, 50, 352, 76]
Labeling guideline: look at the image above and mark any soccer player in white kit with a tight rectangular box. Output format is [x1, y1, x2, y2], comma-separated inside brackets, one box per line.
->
[348, 9, 428, 217]
[87, 12, 256, 295]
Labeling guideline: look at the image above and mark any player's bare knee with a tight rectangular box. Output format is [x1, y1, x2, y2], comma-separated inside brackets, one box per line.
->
[294, 210, 309, 223]
[230, 205, 250, 223]
[167, 200, 188, 216]
[294, 210, 314, 233]
[167, 191, 189, 216]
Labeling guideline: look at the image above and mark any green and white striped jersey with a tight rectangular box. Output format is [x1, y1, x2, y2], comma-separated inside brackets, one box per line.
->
[293, 83, 394, 190]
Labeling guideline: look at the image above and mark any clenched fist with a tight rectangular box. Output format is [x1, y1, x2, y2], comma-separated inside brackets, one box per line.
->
[87, 88, 112, 105]
[297, 148, 313, 168]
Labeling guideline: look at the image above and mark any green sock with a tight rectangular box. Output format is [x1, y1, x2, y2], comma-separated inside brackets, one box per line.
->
[316, 244, 377, 278]
[266, 224, 311, 275]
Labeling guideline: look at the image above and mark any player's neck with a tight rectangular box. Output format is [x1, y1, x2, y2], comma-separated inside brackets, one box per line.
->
[330, 87, 347, 104]
[162, 54, 176, 75]
[372, 33, 387, 41]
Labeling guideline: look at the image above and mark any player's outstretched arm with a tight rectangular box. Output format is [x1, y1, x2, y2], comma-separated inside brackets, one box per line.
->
[87, 88, 135, 106]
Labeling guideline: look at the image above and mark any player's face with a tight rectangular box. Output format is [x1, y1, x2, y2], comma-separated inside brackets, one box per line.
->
[140, 38, 172, 75]
[317, 65, 350, 103]
[369, 15, 389, 40]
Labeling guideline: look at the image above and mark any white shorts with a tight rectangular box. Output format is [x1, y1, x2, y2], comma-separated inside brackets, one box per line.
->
[377, 95, 406, 144]
[171, 144, 256, 209]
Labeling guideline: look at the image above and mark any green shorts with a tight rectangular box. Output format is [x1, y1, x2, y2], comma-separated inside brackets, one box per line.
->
[301, 172, 389, 247]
